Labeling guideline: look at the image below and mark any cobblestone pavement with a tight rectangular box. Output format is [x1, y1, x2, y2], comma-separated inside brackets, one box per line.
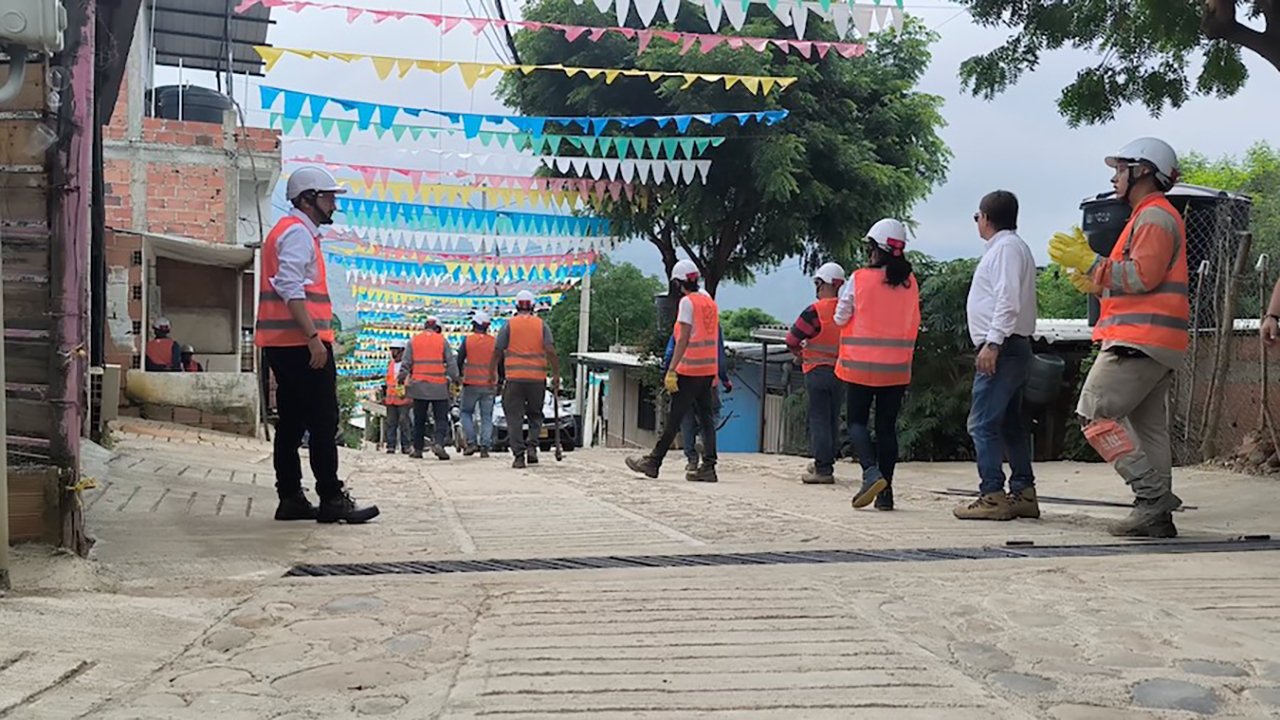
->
[4, 419, 1280, 718]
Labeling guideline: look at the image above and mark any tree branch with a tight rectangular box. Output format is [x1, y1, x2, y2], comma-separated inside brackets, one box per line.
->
[1204, 0, 1280, 72]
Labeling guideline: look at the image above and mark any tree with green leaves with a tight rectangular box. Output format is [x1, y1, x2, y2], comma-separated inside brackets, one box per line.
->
[547, 258, 665, 379]
[1182, 141, 1280, 257]
[1038, 265, 1088, 320]
[719, 307, 781, 341]
[956, 0, 1277, 125]
[497, 3, 949, 295]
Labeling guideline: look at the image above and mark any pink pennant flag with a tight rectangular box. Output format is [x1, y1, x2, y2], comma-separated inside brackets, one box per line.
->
[617, 28, 636, 39]
[588, 28, 608, 41]
[836, 44, 866, 59]
[287, 2, 307, 12]
[680, 35, 698, 55]
[378, 167, 391, 185]
[608, 181, 624, 202]
[655, 30, 680, 43]
[636, 30, 654, 53]
[593, 184, 608, 203]
[744, 37, 769, 52]
[466, 17, 489, 35]
[422, 12, 443, 27]
[358, 166, 378, 188]
[562, 25, 589, 42]
[345, 7, 362, 22]
[726, 37, 744, 49]
[441, 16, 462, 33]
[408, 170, 423, 194]
[516, 176, 535, 190]
[793, 40, 813, 59]
[698, 35, 725, 53]
[623, 183, 636, 201]
[369, 9, 395, 23]
[815, 43, 831, 59]
[234, 0, 261, 13]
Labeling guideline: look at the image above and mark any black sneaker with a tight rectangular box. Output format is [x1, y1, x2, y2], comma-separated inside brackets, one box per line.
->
[874, 486, 895, 511]
[274, 492, 317, 521]
[386, 449, 396, 455]
[512, 454, 527, 469]
[316, 491, 380, 524]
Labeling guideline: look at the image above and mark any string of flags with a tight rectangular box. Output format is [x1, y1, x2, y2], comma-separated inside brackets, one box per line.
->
[238, 0, 874, 51]
[337, 198, 612, 236]
[260, 86, 790, 136]
[328, 252, 595, 287]
[293, 158, 650, 200]
[331, 227, 618, 254]
[289, 150, 711, 184]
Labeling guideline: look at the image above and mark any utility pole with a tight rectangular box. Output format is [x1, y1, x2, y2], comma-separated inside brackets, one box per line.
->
[574, 268, 592, 418]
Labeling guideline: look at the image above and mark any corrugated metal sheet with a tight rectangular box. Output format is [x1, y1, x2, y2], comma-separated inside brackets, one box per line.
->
[151, 0, 273, 75]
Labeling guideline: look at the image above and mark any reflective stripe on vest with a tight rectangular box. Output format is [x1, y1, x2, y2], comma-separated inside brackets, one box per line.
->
[802, 297, 841, 373]
[1093, 194, 1190, 353]
[506, 314, 547, 381]
[836, 267, 920, 387]
[410, 332, 448, 384]
[254, 215, 336, 347]
[463, 333, 496, 386]
[146, 338, 178, 369]
[675, 292, 720, 377]
[384, 359, 410, 405]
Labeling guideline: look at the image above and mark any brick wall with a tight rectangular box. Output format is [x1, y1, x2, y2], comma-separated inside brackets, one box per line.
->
[1183, 332, 1280, 459]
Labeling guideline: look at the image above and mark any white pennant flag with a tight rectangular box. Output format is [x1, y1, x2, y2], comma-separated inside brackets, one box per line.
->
[680, 160, 696, 184]
[831, 4, 852, 39]
[571, 157, 589, 177]
[633, 0, 661, 26]
[615, 0, 631, 26]
[592, 0, 611, 12]
[769, 2, 791, 24]
[651, 160, 667, 184]
[661, 0, 681, 22]
[414, 232, 425, 249]
[888, 7, 904, 31]
[695, 160, 711, 183]
[518, 237, 530, 253]
[723, 0, 747, 30]
[587, 158, 606, 180]
[853, 5, 873, 37]
[874, 4, 889, 29]
[555, 156, 573, 173]
[791, 2, 808, 39]
[702, 0, 724, 30]
[619, 158, 636, 183]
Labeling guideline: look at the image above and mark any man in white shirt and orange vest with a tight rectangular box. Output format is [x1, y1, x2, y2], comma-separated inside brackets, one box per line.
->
[1050, 137, 1189, 538]
[955, 191, 1039, 522]
[381, 341, 412, 455]
[492, 291, 560, 469]
[785, 262, 846, 485]
[398, 315, 460, 461]
[257, 166, 378, 524]
[457, 310, 498, 458]
[627, 259, 721, 483]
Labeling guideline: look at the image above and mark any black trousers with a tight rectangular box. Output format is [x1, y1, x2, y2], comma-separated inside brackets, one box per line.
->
[266, 344, 343, 501]
[413, 398, 451, 451]
[846, 383, 907, 484]
[503, 380, 546, 456]
[652, 374, 717, 466]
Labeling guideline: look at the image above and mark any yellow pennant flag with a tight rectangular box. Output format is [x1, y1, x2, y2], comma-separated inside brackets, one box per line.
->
[604, 69, 622, 84]
[256, 46, 285, 72]
[740, 77, 761, 95]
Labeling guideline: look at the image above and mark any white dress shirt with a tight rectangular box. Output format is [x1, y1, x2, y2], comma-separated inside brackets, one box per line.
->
[833, 273, 859, 326]
[966, 229, 1038, 347]
[269, 209, 322, 302]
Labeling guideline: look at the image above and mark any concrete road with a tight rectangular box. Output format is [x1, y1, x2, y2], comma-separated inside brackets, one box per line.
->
[4, 418, 1280, 719]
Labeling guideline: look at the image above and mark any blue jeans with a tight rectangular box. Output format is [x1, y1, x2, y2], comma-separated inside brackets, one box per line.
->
[681, 386, 720, 464]
[805, 366, 843, 475]
[460, 387, 495, 449]
[968, 337, 1035, 495]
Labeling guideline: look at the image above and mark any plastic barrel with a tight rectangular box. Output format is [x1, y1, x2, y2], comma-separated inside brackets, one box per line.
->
[1025, 354, 1066, 406]
[151, 85, 232, 124]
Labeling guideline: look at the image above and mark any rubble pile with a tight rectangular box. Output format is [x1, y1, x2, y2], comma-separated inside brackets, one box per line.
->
[1223, 431, 1280, 475]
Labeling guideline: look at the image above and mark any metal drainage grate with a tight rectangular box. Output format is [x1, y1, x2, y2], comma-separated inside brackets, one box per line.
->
[284, 535, 1278, 578]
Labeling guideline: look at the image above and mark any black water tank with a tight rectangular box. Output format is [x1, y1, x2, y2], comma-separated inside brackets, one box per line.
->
[1079, 185, 1252, 329]
[150, 85, 232, 124]
[654, 289, 677, 338]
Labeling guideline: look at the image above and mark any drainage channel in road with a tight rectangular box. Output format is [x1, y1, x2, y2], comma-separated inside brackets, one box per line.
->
[285, 535, 1278, 578]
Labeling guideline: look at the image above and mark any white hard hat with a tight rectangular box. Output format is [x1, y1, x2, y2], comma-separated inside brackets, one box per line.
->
[153, 316, 171, 329]
[515, 290, 536, 307]
[813, 262, 845, 285]
[670, 258, 699, 282]
[286, 166, 347, 201]
[390, 341, 405, 349]
[866, 218, 908, 256]
[473, 310, 491, 325]
[1106, 137, 1179, 189]
[425, 315, 440, 326]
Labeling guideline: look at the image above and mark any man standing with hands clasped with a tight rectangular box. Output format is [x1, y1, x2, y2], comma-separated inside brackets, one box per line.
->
[955, 190, 1039, 522]
[257, 166, 379, 524]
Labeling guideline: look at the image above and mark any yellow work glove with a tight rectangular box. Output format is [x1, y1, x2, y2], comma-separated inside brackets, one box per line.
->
[1048, 227, 1098, 275]
[1066, 269, 1098, 295]
[663, 370, 679, 394]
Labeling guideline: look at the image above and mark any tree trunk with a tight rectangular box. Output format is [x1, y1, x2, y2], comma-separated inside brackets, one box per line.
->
[1203, 0, 1280, 74]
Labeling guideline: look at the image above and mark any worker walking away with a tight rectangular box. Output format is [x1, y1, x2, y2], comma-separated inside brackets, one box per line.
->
[458, 311, 498, 458]
[787, 262, 847, 485]
[835, 221, 920, 509]
[955, 191, 1039, 522]
[662, 326, 731, 473]
[1050, 137, 1188, 538]
[257, 165, 379, 524]
[180, 345, 204, 372]
[382, 342, 412, 455]
[493, 291, 560, 468]
[400, 316, 459, 460]
[146, 318, 184, 371]
[627, 259, 721, 483]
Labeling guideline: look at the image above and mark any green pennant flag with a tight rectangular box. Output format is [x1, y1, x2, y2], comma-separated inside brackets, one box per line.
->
[280, 115, 298, 134]
[427, 129, 439, 139]
[336, 120, 355, 144]
[693, 138, 711, 156]
[615, 137, 632, 158]
[299, 116, 316, 136]
[661, 138, 678, 159]
[581, 136, 598, 155]
[391, 125, 406, 141]
[547, 135, 564, 154]
[477, 131, 495, 147]
[646, 138, 662, 159]
[269, 112, 281, 129]
[495, 132, 510, 149]
[409, 126, 424, 141]
[529, 136, 547, 154]
[767, 0, 778, 8]
[710, 137, 726, 148]
[319, 117, 335, 136]
[373, 125, 388, 139]
[819, 0, 830, 9]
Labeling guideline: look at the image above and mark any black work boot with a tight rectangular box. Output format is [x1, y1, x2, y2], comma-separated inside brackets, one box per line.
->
[687, 463, 718, 483]
[463, 444, 479, 457]
[274, 491, 317, 521]
[626, 455, 660, 478]
[479, 447, 490, 459]
[433, 444, 450, 461]
[1109, 493, 1181, 538]
[386, 448, 396, 455]
[527, 448, 539, 465]
[409, 448, 423, 459]
[316, 491, 380, 524]
[512, 453, 527, 469]
[874, 485, 895, 511]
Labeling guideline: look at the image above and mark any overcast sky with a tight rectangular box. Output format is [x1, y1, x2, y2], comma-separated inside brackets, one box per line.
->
[163, 0, 1280, 321]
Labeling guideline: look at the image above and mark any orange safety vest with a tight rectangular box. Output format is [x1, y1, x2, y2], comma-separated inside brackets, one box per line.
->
[674, 292, 720, 377]
[384, 359, 410, 405]
[836, 268, 920, 387]
[255, 215, 335, 348]
[505, 314, 548, 381]
[183, 359, 203, 373]
[146, 338, 178, 370]
[802, 297, 841, 374]
[409, 332, 448, 385]
[463, 333, 496, 387]
[1094, 193, 1190, 352]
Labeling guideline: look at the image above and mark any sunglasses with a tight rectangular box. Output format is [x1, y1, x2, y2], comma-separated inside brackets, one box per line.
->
[973, 212, 982, 222]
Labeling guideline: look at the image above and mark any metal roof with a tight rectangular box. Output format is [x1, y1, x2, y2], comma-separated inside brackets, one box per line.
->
[151, 0, 274, 76]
